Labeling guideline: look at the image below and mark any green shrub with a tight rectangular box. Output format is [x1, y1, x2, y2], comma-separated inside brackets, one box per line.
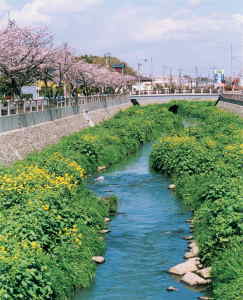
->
[0, 104, 179, 298]
[151, 101, 243, 299]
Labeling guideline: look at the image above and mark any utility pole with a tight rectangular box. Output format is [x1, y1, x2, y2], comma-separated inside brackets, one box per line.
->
[169, 68, 173, 90]
[195, 66, 199, 88]
[137, 63, 142, 95]
[104, 52, 111, 67]
[230, 44, 233, 80]
[178, 68, 183, 88]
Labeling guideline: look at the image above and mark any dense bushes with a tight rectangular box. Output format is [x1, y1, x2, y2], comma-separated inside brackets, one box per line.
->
[150, 101, 243, 299]
[0, 105, 179, 299]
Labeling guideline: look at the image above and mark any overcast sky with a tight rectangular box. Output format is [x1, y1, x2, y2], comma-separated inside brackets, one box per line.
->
[1, 0, 243, 77]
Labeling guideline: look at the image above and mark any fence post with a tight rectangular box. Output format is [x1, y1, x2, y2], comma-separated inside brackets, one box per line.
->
[16, 101, 19, 115]
[7, 101, 10, 116]
[41, 99, 44, 112]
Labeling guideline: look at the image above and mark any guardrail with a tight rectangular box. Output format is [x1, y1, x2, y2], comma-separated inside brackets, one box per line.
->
[0, 94, 128, 117]
[131, 88, 220, 96]
[0, 94, 130, 133]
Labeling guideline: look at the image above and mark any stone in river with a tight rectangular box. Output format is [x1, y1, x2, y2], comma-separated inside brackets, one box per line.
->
[181, 272, 211, 286]
[168, 184, 176, 190]
[188, 241, 199, 256]
[97, 166, 106, 172]
[104, 217, 111, 223]
[96, 176, 104, 182]
[182, 235, 193, 240]
[168, 257, 199, 275]
[100, 229, 110, 234]
[196, 267, 212, 279]
[184, 251, 196, 259]
[186, 219, 193, 224]
[92, 256, 105, 264]
[166, 286, 178, 292]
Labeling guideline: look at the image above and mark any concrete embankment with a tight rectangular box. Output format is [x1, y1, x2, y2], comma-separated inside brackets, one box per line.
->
[217, 94, 243, 117]
[218, 101, 243, 117]
[0, 102, 132, 165]
[0, 96, 216, 165]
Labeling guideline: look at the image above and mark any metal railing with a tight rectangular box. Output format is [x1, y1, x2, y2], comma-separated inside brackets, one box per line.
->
[130, 88, 220, 96]
[0, 94, 128, 117]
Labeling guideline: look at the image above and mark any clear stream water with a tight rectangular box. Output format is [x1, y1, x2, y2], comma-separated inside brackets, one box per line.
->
[75, 144, 205, 300]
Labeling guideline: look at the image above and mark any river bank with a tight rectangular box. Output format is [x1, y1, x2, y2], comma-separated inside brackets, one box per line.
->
[0, 105, 180, 299]
[0, 101, 241, 299]
[151, 101, 243, 300]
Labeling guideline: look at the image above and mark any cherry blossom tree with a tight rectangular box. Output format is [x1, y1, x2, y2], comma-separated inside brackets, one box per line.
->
[0, 20, 54, 98]
[0, 20, 135, 99]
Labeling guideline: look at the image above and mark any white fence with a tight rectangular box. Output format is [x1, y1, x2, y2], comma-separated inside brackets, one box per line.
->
[131, 88, 220, 96]
[0, 94, 128, 117]
[0, 94, 129, 133]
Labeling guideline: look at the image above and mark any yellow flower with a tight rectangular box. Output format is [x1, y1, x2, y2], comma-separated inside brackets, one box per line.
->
[42, 205, 49, 211]
[31, 241, 40, 249]
[224, 145, 236, 151]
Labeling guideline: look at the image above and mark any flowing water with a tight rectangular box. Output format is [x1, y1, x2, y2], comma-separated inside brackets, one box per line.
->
[75, 144, 205, 300]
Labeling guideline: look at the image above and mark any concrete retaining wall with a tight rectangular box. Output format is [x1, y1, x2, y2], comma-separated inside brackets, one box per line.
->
[0, 95, 129, 134]
[0, 96, 218, 166]
[0, 102, 131, 165]
[217, 94, 243, 117]
[218, 101, 243, 117]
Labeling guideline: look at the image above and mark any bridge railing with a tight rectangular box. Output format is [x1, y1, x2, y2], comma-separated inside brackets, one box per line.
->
[0, 94, 129, 117]
[130, 88, 220, 96]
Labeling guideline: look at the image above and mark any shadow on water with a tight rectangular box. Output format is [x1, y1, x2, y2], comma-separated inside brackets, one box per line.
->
[74, 144, 205, 300]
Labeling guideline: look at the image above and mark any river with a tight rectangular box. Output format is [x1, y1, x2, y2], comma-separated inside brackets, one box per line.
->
[75, 144, 205, 300]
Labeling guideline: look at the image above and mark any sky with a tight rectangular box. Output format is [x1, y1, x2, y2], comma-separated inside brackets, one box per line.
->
[1, 0, 243, 77]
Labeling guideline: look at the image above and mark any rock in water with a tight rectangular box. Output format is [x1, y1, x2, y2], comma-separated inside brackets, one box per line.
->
[184, 251, 196, 259]
[100, 229, 110, 234]
[188, 241, 199, 256]
[104, 217, 111, 223]
[181, 272, 211, 286]
[166, 286, 178, 292]
[168, 257, 200, 275]
[97, 166, 106, 172]
[168, 184, 176, 190]
[96, 176, 104, 182]
[182, 235, 193, 240]
[92, 256, 105, 264]
[196, 267, 212, 279]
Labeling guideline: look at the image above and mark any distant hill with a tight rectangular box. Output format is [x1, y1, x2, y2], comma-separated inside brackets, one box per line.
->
[80, 55, 137, 76]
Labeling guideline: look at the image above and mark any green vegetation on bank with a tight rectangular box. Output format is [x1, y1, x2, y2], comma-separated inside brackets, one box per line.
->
[0, 105, 179, 299]
[150, 101, 243, 300]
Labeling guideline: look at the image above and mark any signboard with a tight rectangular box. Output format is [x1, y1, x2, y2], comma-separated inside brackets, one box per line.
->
[21, 86, 38, 99]
[214, 70, 225, 84]
[112, 63, 126, 73]
[112, 64, 125, 69]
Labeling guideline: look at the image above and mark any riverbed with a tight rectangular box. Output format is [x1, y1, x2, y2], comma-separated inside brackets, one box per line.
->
[75, 144, 205, 300]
